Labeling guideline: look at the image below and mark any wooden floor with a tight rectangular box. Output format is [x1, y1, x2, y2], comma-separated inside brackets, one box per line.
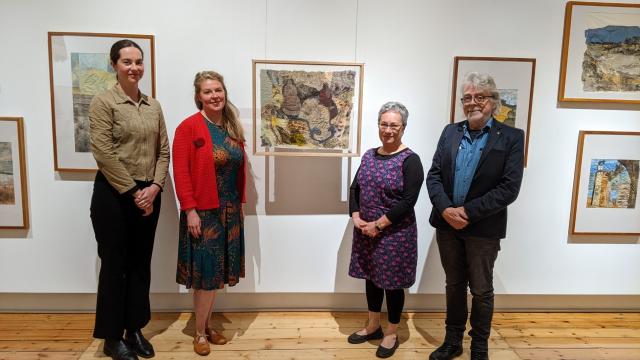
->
[1, 312, 639, 359]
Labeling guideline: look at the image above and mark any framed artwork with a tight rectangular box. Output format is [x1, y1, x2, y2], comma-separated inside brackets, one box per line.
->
[451, 56, 536, 166]
[0, 117, 29, 229]
[252, 60, 364, 157]
[48, 32, 155, 171]
[559, 2, 640, 104]
[570, 131, 640, 235]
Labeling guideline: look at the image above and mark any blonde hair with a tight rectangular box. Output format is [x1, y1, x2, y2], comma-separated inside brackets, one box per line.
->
[194, 71, 245, 142]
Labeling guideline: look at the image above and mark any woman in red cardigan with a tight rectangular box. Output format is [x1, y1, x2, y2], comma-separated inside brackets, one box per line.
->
[172, 71, 246, 356]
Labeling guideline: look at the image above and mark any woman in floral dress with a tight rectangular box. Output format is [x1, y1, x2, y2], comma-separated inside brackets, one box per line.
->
[172, 71, 246, 356]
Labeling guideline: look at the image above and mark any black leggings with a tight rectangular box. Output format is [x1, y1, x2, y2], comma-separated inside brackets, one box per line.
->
[365, 280, 405, 324]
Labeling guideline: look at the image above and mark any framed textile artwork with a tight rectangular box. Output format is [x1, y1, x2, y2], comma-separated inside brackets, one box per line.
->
[48, 32, 155, 171]
[558, 2, 640, 103]
[450, 56, 536, 166]
[570, 131, 640, 235]
[0, 117, 29, 229]
[252, 60, 364, 156]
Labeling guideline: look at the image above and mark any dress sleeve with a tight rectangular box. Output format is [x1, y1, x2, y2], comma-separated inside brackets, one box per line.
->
[384, 153, 424, 223]
[348, 167, 361, 216]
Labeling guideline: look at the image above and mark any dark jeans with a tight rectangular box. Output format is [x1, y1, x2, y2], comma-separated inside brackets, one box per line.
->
[90, 172, 161, 339]
[365, 280, 405, 324]
[436, 229, 501, 352]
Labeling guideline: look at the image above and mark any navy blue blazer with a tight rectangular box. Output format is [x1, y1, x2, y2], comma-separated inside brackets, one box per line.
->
[426, 120, 524, 239]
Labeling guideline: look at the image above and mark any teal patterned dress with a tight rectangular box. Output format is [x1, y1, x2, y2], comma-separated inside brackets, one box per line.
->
[176, 120, 245, 290]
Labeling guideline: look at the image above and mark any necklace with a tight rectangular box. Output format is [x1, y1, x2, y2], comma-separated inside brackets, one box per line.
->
[201, 110, 223, 127]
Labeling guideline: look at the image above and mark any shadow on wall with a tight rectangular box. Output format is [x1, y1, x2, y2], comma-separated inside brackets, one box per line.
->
[264, 153, 349, 215]
[234, 159, 260, 291]
[417, 233, 445, 293]
[334, 219, 361, 292]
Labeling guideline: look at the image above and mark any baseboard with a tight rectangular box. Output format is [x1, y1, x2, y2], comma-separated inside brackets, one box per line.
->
[0, 293, 638, 312]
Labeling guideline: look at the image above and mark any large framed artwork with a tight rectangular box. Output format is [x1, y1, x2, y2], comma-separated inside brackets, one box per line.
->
[252, 60, 364, 157]
[48, 32, 155, 171]
[0, 117, 29, 229]
[570, 131, 640, 235]
[451, 56, 536, 166]
[559, 2, 640, 104]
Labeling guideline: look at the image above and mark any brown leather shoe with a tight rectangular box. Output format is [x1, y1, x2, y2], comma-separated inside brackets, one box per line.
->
[193, 334, 210, 356]
[205, 328, 228, 345]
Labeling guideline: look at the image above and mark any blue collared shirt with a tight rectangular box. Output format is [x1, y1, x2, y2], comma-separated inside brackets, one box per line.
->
[452, 118, 493, 206]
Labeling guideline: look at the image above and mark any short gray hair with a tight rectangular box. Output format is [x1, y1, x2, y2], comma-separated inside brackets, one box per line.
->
[460, 72, 501, 116]
[377, 101, 409, 127]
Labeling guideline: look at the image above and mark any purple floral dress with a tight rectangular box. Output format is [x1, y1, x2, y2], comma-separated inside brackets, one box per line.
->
[349, 148, 418, 289]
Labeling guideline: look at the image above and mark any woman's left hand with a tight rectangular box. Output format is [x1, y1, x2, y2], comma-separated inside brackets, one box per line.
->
[135, 184, 160, 210]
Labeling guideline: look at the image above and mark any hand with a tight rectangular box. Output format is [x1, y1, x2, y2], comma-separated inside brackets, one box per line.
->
[442, 207, 469, 230]
[134, 184, 160, 210]
[361, 221, 380, 238]
[352, 212, 367, 231]
[186, 209, 201, 238]
[141, 204, 154, 217]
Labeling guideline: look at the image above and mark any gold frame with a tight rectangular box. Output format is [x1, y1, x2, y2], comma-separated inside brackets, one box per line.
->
[450, 56, 536, 167]
[558, 1, 640, 104]
[570, 130, 640, 235]
[252, 59, 364, 157]
[48, 32, 156, 172]
[0, 117, 29, 229]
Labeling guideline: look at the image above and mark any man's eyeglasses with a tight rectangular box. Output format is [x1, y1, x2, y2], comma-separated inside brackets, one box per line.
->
[379, 123, 403, 131]
[461, 94, 494, 105]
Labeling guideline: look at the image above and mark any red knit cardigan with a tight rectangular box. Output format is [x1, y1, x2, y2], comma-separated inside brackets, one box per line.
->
[172, 112, 246, 211]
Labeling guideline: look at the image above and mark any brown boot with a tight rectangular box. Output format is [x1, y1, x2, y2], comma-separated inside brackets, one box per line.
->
[193, 334, 210, 356]
[205, 328, 228, 345]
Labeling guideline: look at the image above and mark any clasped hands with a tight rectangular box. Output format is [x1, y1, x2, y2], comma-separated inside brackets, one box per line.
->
[133, 184, 160, 216]
[352, 212, 380, 238]
[442, 206, 469, 230]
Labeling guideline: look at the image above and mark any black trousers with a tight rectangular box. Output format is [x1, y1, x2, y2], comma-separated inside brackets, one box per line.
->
[365, 280, 405, 324]
[90, 172, 161, 339]
[435, 229, 500, 352]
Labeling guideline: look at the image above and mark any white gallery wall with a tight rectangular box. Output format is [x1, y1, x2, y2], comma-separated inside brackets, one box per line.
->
[0, 0, 639, 309]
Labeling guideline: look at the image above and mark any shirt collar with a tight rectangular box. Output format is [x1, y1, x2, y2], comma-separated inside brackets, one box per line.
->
[463, 117, 493, 135]
[112, 83, 149, 105]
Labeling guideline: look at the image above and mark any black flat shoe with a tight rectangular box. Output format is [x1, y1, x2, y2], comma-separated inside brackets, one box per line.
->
[347, 326, 384, 344]
[376, 336, 399, 358]
[429, 342, 463, 360]
[125, 329, 155, 358]
[104, 338, 138, 360]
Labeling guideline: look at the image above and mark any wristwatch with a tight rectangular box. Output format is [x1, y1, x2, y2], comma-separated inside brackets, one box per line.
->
[375, 222, 383, 231]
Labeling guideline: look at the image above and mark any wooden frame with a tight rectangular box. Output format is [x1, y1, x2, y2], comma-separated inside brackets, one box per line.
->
[252, 59, 364, 157]
[0, 117, 29, 229]
[48, 32, 156, 171]
[570, 131, 640, 235]
[558, 2, 640, 104]
[450, 56, 536, 166]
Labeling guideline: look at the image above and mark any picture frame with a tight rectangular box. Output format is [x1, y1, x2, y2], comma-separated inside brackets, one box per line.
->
[252, 60, 364, 157]
[0, 117, 29, 229]
[48, 32, 156, 171]
[570, 131, 640, 235]
[450, 56, 536, 166]
[558, 2, 640, 104]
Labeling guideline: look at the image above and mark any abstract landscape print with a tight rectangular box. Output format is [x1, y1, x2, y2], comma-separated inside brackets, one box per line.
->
[259, 69, 356, 150]
[586, 159, 639, 209]
[0, 142, 15, 205]
[71, 53, 116, 152]
[495, 89, 517, 127]
[581, 15, 640, 92]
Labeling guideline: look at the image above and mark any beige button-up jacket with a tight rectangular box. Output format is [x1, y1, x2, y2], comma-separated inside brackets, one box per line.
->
[89, 84, 170, 194]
